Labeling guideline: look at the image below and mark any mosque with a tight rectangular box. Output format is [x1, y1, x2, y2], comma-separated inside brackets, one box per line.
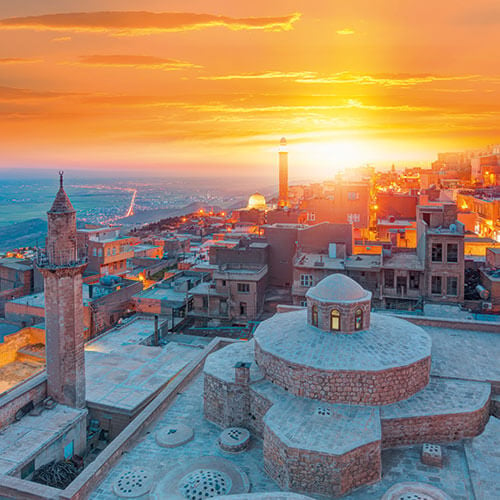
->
[203, 274, 491, 497]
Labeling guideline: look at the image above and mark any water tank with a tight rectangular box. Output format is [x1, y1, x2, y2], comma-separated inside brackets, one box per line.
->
[475, 285, 490, 300]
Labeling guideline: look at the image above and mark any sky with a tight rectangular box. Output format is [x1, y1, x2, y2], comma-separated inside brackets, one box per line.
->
[0, 0, 499, 179]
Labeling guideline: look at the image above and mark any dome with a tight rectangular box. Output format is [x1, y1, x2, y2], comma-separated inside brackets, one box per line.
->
[247, 192, 267, 210]
[306, 274, 371, 303]
[280, 137, 287, 146]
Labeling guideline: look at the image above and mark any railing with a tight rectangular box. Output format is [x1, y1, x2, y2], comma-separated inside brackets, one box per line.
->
[35, 247, 88, 268]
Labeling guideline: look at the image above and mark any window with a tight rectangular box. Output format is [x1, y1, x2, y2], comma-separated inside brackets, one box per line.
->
[431, 243, 442, 262]
[300, 301, 307, 307]
[237, 283, 250, 293]
[239, 302, 247, 316]
[447, 276, 458, 296]
[112, 247, 117, 255]
[307, 212, 316, 222]
[311, 305, 318, 327]
[300, 274, 313, 287]
[384, 270, 394, 288]
[222, 280, 226, 286]
[330, 309, 340, 331]
[92, 248, 97, 257]
[348, 191, 359, 200]
[64, 441, 74, 460]
[21, 460, 34, 479]
[107, 248, 111, 256]
[431, 275, 442, 295]
[98, 248, 103, 257]
[202, 296, 208, 308]
[447, 243, 458, 263]
[355, 309, 363, 330]
[409, 272, 419, 290]
[347, 213, 360, 223]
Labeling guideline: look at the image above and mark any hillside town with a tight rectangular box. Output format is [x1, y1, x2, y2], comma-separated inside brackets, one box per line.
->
[0, 141, 499, 500]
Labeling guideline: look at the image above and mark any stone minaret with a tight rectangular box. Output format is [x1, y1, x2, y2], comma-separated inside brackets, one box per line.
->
[38, 172, 86, 408]
[278, 137, 289, 208]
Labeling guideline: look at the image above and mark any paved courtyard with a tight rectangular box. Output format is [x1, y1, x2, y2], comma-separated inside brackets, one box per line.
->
[90, 369, 498, 500]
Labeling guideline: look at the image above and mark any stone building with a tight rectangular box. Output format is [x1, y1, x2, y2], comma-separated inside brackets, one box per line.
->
[203, 274, 490, 497]
[417, 204, 465, 303]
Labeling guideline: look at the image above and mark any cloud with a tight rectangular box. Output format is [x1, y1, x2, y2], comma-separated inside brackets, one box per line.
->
[294, 72, 482, 87]
[76, 54, 201, 70]
[200, 71, 316, 81]
[336, 28, 355, 35]
[0, 11, 302, 35]
[51, 36, 72, 42]
[0, 85, 76, 102]
[0, 57, 41, 64]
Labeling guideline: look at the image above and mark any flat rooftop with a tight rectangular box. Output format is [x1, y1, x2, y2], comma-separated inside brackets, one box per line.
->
[0, 404, 86, 475]
[345, 254, 382, 269]
[90, 366, 498, 500]
[85, 318, 210, 413]
[294, 253, 344, 271]
[134, 286, 189, 305]
[383, 252, 424, 270]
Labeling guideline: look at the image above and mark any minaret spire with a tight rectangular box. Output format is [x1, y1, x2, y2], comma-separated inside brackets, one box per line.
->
[59, 170, 64, 188]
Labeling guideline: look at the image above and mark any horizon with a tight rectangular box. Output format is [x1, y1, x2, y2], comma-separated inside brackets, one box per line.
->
[1, 1, 499, 178]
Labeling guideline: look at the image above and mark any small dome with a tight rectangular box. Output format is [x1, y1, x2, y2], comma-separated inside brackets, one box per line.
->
[280, 137, 287, 145]
[306, 274, 370, 303]
[247, 192, 267, 210]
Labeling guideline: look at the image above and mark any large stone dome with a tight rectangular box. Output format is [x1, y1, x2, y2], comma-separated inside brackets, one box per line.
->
[247, 192, 267, 211]
[306, 274, 370, 303]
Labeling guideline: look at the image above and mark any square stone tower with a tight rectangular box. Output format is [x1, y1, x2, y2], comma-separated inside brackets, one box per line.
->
[37, 172, 87, 408]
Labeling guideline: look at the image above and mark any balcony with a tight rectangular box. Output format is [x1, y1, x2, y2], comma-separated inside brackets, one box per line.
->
[35, 247, 87, 269]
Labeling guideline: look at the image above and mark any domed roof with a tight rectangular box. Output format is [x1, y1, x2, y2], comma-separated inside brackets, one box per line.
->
[306, 274, 371, 303]
[247, 192, 267, 210]
[280, 137, 287, 145]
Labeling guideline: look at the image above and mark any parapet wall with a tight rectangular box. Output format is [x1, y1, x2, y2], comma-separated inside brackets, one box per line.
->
[263, 424, 381, 497]
[0, 373, 47, 430]
[381, 399, 490, 448]
[254, 341, 431, 405]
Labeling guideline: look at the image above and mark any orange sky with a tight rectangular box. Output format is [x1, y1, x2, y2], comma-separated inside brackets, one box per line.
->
[0, 0, 499, 179]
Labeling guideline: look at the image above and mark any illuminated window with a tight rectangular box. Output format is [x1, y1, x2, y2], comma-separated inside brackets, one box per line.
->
[311, 305, 318, 327]
[355, 309, 363, 330]
[330, 309, 340, 331]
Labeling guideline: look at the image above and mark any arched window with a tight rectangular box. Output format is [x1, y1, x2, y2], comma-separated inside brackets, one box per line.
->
[355, 308, 363, 330]
[311, 305, 318, 327]
[330, 309, 340, 331]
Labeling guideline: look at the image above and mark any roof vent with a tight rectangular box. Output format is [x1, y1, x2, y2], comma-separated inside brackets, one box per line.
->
[112, 469, 153, 498]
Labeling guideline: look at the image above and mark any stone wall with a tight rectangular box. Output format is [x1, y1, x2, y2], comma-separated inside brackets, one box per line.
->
[255, 342, 430, 405]
[306, 297, 371, 333]
[263, 424, 381, 497]
[203, 373, 249, 429]
[0, 327, 44, 367]
[0, 374, 47, 430]
[381, 399, 490, 448]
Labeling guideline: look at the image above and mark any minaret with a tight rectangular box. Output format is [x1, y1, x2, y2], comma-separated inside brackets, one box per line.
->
[278, 137, 289, 208]
[37, 172, 87, 408]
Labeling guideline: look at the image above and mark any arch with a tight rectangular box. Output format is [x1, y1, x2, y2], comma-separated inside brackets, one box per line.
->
[311, 305, 318, 327]
[330, 309, 341, 331]
[355, 308, 363, 330]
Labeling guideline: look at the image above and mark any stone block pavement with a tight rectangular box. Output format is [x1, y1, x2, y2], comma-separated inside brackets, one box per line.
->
[88, 372, 494, 500]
